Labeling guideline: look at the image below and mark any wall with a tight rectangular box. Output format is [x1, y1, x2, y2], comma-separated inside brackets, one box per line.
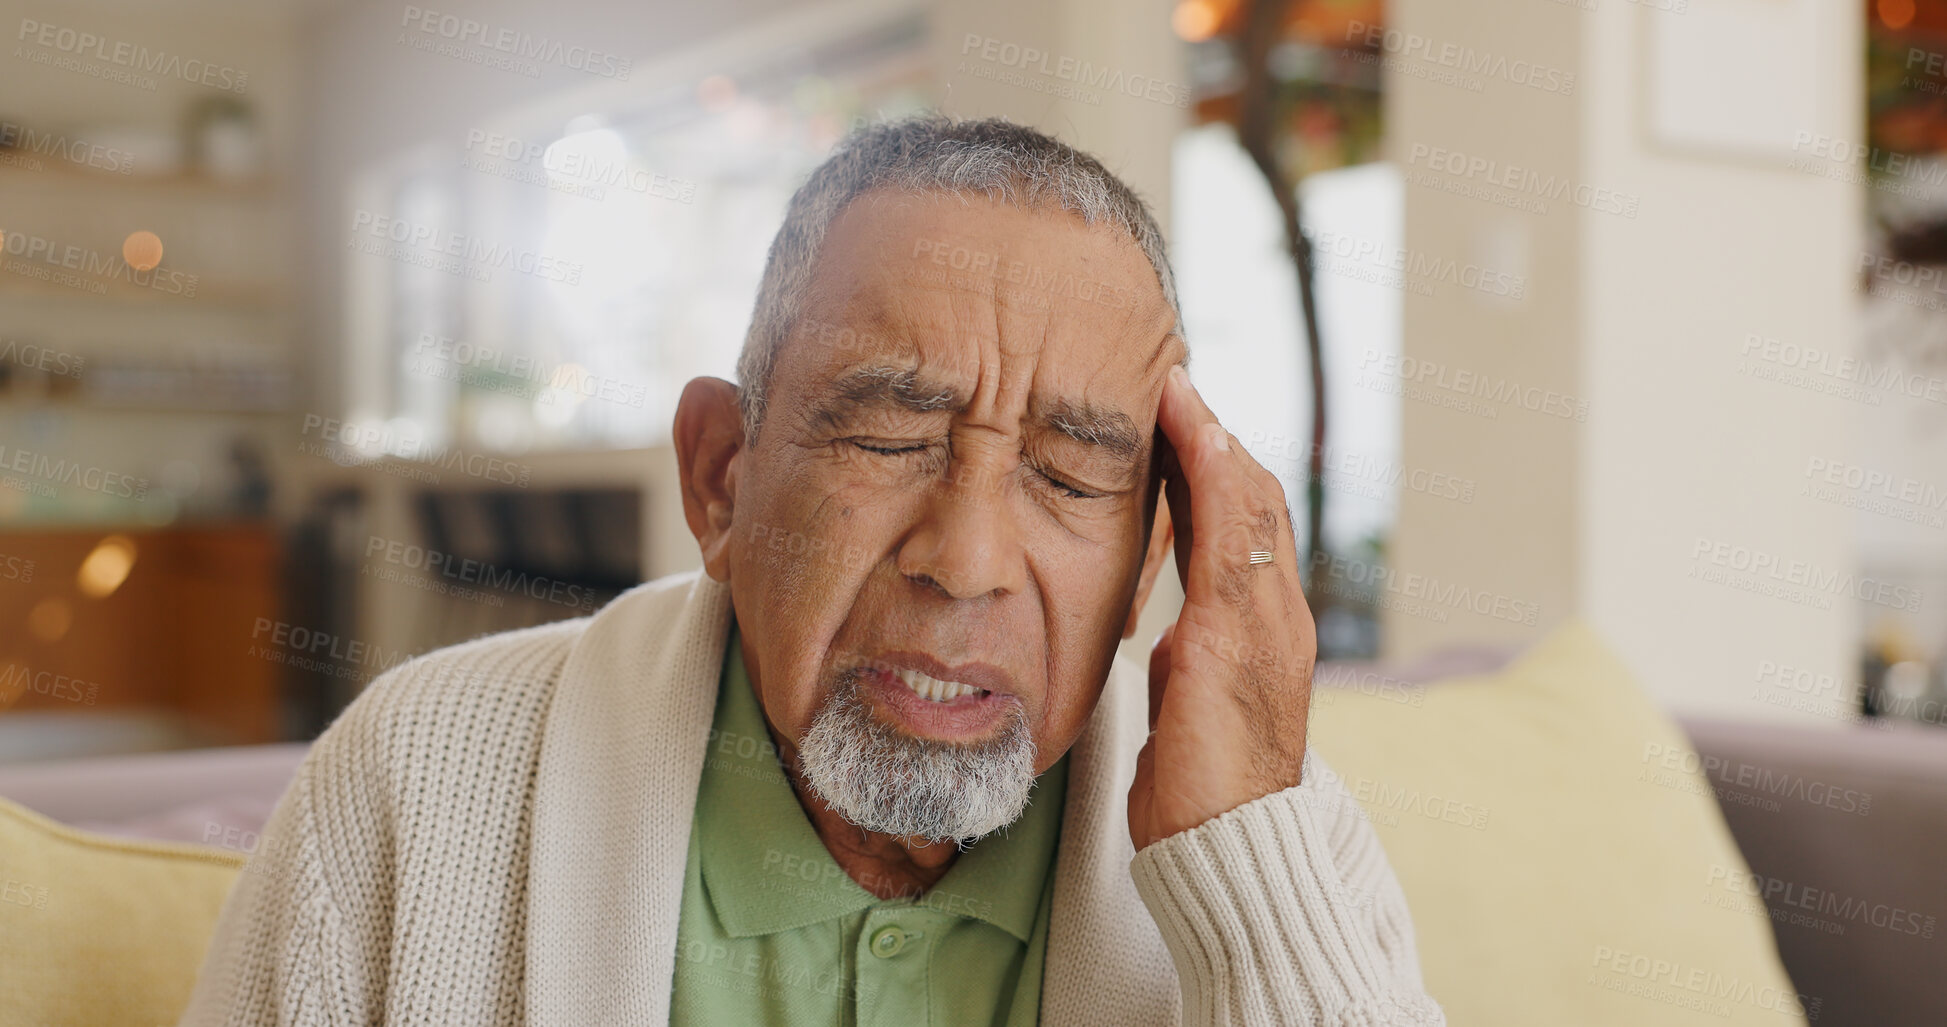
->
[1389, 0, 1864, 720]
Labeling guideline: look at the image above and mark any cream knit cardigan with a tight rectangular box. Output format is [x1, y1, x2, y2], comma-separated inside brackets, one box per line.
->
[179, 569, 1444, 1026]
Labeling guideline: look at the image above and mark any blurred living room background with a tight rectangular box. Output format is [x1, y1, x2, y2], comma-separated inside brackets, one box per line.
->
[4, 0, 1947, 1022]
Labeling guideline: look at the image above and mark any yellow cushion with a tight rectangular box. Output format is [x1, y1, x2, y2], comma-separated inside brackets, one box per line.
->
[1311, 622, 1813, 1026]
[0, 796, 243, 1026]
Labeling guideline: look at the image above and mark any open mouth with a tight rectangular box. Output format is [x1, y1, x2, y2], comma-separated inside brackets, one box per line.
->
[854, 655, 1017, 741]
[891, 667, 991, 703]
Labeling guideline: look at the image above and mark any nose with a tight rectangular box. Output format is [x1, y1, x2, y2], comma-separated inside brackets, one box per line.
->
[895, 454, 1027, 600]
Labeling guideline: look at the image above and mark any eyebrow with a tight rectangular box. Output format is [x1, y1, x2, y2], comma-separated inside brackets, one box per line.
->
[820, 364, 962, 422]
[814, 363, 1145, 462]
[1040, 399, 1143, 461]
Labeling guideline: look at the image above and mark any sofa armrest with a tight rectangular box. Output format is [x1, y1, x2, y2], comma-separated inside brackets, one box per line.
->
[0, 742, 308, 829]
[1679, 716, 1947, 1027]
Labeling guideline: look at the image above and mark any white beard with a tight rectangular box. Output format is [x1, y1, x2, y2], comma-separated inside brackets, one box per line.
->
[797, 671, 1037, 845]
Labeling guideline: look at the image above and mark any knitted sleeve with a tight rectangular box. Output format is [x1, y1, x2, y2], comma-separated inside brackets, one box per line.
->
[173, 743, 381, 1027]
[1126, 750, 1446, 1027]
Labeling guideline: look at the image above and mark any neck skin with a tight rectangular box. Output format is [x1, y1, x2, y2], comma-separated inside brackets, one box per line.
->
[761, 711, 962, 900]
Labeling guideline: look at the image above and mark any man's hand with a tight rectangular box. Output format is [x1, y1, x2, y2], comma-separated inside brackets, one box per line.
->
[1128, 365, 1316, 852]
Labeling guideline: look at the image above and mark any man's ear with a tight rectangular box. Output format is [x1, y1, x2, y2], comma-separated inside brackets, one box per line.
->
[1122, 492, 1174, 639]
[673, 376, 745, 583]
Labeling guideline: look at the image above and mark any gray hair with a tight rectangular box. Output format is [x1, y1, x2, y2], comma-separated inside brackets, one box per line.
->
[734, 114, 1182, 445]
[798, 667, 1038, 844]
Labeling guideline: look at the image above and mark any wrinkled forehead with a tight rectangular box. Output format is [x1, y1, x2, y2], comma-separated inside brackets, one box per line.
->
[790, 189, 1183, 399]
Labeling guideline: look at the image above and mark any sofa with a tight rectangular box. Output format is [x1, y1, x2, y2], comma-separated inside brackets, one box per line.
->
[3, 626, 1942, 1025]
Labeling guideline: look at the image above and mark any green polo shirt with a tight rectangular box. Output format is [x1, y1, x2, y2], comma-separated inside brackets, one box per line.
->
[670, 621, 1067, 1027]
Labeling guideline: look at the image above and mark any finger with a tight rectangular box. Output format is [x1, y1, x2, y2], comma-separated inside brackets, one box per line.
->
[1158, 367, 1295, 608]
[1147, 622, 1175, 732]
[1124, 491, 1176, 641]
[1128, 734, 1157, 846]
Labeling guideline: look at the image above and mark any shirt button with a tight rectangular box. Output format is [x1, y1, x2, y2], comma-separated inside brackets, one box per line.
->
[869, 925, 907, 958]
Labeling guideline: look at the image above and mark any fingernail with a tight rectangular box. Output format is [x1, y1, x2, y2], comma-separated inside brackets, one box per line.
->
[1206, 423, 1230, 452]
[1169, 365, 1189, 389]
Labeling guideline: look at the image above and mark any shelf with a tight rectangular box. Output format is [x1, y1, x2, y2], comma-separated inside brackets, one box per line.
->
[0, 398, 289, 415]
[0, 276, 290, 313]
[0, 156, 281, 200]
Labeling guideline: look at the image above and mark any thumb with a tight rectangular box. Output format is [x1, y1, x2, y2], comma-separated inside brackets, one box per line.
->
[1128, 732, 1158, 850]
[1147, 621, 1175, 732]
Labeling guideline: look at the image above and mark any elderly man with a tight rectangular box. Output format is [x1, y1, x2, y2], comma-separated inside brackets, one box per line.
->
[181, 116, 1443, 1026]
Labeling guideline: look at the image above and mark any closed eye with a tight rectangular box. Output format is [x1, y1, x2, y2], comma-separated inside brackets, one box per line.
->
[1035, 467, 1101, 500]
[847, 439, 932, 457]
[849, 439, 1102, 499]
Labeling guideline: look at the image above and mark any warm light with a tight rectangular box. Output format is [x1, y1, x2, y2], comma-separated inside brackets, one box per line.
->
[1173, 0, 1222, 41]
[1880, 0, 1916, 30]
[697, 74, 738, 113]
[27, 598, 72, 643]
[77, 534, 138, 598]
[0, 661, 23, 709]
[122, 230, 164, 272]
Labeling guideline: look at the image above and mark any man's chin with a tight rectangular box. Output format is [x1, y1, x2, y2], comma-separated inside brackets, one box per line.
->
[799, 679, 1037, 842]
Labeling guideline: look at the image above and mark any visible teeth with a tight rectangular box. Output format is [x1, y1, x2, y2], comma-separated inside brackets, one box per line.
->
[893, 667, 983, 703]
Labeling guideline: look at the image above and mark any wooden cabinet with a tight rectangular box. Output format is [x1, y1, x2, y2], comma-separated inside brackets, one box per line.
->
[0, 525, 281, 746]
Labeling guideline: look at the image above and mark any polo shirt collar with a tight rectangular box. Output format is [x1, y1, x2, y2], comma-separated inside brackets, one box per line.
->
[697, 620, 1065, 944]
